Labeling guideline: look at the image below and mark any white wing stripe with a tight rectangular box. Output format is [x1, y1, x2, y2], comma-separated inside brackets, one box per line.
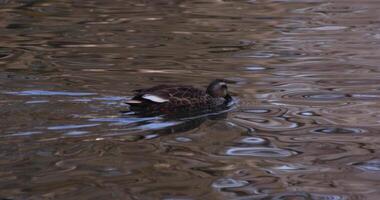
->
[142, 94, 169, 103]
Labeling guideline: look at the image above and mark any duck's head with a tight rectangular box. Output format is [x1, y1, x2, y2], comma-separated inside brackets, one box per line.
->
[206, 79, 232, 102]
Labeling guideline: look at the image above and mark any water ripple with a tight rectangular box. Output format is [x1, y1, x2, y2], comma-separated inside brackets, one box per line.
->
[1, 0, 380, 199]
[239, 137, 269, 145]
[225, 147, 296, 158]
[353, 159, 380, 172]
[212, 178, 249, 189]
[47, 124, 99, 130]
[4, 90, 97, 96]
[310, 127, 366, 134]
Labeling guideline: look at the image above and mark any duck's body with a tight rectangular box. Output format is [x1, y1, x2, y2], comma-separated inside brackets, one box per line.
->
[126, 80, 232, 115]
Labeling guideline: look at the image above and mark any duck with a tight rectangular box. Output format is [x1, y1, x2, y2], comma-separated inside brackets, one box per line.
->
[125, 79, 233, 115]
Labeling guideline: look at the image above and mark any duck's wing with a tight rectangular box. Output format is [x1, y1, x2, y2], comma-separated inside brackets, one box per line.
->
[128, 85, 205, 104]
[167, 86, 206, 99]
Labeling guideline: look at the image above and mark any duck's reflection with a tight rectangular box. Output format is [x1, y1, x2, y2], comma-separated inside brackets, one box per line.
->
[117, 108, 231, 141]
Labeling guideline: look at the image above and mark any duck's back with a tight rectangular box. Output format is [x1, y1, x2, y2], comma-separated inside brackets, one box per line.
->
[127, 85, 224, 114]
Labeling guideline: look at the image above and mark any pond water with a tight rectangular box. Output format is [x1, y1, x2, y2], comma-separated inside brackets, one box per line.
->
[1, 0, 380, 199]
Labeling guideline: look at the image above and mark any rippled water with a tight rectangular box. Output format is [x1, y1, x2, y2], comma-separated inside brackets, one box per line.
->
[1, 0, 380, 199]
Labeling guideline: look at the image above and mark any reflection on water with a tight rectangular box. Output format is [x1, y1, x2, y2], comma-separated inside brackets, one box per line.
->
[4, 90, 97, 96]
[1, 0, 380, 199]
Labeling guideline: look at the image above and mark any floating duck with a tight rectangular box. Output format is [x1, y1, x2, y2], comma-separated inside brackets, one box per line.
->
[125, 79, 233, 114]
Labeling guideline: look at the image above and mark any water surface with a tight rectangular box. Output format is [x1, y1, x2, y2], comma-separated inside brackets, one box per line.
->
[1, 0, 380, 199]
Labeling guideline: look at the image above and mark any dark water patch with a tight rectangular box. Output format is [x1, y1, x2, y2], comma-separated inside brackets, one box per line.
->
[6, 23, 31, 29]
[4, 90, 97, 96]
[0, 52, 13, 60]
[48, 41, 120, 48]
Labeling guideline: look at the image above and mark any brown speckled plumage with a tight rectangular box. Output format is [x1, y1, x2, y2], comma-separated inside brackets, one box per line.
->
[126, 80, 232, 114]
